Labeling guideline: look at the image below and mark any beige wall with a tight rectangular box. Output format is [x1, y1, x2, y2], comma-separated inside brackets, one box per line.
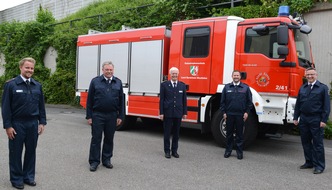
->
[304, 3, 332, 90]
[303, 3, 332, 119]
[0, 53, 5, 76]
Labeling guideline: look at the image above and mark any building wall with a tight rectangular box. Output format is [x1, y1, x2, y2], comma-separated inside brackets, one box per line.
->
[0, 53, 5, 76]
[304, 3, 332, 89]
[0, 0, 99, 23]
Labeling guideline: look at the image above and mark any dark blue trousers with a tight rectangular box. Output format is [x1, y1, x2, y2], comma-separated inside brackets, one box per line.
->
[163, 118, 181, 153]
[225, 115, 244, 155]
[299, 114, 325, 171]
[89, 112, 117, 166]
[9, 120, 39, 185]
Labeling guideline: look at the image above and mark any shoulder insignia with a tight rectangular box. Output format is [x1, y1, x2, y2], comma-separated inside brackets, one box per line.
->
[5, 78, 15, 83]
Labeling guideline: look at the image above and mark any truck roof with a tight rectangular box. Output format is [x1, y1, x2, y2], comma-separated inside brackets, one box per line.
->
[77, 25, 170, 46]
[172, 16, 244, 26]
[171, 16, 294, 27]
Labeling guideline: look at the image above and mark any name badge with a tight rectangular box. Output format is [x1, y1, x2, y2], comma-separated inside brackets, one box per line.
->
[179, 90, 183, 93]
[16, 90, 23, 93]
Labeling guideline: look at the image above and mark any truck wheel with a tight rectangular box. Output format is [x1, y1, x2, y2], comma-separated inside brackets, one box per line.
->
[211, 110, 227, 147]
[117, 116, 137, 131]
[211, 110, 258, 149]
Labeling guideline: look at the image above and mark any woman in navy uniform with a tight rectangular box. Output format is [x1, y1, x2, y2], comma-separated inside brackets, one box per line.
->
[159, 67, 187, 159]
[1, 57, 47, 189]
[293, 67, 330, 174]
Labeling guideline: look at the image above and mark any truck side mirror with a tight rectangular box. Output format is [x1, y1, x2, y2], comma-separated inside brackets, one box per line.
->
[300, 25, 312, 34]
[277, 25, 288, 45]
[277, 46, 289, 58]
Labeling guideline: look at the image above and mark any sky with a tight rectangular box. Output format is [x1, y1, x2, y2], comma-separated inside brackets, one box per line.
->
[0, 0, 31, 11]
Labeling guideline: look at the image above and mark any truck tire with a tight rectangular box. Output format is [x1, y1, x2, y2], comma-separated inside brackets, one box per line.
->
[211, 110, 227, 147]
[211, 110, 258, 149]
[117, 116, 137, 131]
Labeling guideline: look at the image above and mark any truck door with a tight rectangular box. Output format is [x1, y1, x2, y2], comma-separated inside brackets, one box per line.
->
[178, 21, 214, 94]
[236, 24, 292, 94]
[77, 45, 99, 91]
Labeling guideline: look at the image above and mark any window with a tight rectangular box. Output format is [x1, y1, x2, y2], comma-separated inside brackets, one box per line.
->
[294, 30, 312, 68]
[183, 27, 210, 58]
[244, 27, 280, 58]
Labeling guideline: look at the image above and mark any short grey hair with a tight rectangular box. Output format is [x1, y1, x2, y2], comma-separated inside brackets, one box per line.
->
[169, 67, 179, 74]
[102, 61, 114, 68]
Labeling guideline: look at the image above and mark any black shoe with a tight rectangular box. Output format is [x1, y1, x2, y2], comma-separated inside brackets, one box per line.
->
[90, 165, 98, 172]
[165, 152, 171, 159]
[224, 152, 231, 158]
[237, 154, 243, 160]
[313, 169, 323, 174]
[24, 181, 36, 186]
[171, 152, 179, 158]
[12, 183, 24, 189]
[103, 163, 113, 169]
[300, 164, 313, 169]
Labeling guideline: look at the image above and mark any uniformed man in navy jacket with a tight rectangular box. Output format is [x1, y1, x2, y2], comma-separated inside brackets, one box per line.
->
[293, 67, 330, 174]
[159, 67, 187, 159]
[86, 61, 124, 171]
[220, 70, 252, 160]
[1, 57, 47, 189]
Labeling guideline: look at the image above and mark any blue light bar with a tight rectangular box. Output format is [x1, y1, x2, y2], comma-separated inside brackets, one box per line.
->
[278, 6, 289, 17]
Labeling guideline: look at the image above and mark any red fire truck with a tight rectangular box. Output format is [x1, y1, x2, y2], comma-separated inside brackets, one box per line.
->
[76, 7, 313, 147]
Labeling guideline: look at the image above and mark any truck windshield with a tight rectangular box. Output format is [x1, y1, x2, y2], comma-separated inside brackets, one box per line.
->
[245, 26, 313, 68]
[294, 30, 313, 68]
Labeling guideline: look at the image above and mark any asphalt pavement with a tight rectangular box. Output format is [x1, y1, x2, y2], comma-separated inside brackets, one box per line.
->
[0, 104, 332, 190]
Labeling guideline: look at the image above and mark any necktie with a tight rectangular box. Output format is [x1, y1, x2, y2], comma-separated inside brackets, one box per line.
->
[234, 85, 238, 93]
[26, 80, 31, 94]
[173, 82, 176, 88]
[306, 84, 312, 95]
[106, 79, 111, 91]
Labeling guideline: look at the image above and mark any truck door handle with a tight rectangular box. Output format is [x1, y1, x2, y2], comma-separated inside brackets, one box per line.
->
[140, 36, 152, 40]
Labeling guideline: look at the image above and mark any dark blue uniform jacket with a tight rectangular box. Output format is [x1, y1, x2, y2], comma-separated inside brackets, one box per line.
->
[293, 80, 330, 123]
[86, 75, 124, 120]
[220, 82, 253, 116]
[1, 76, 47, 129]
[159, 81, 187, 119]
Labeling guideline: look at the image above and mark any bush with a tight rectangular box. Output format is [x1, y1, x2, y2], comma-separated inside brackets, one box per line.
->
[325, 121, 332, 139]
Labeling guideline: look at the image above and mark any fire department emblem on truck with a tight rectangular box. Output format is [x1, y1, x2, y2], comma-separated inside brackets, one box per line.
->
[256, 72, 270, 87]
[190, 66, 199, 76]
